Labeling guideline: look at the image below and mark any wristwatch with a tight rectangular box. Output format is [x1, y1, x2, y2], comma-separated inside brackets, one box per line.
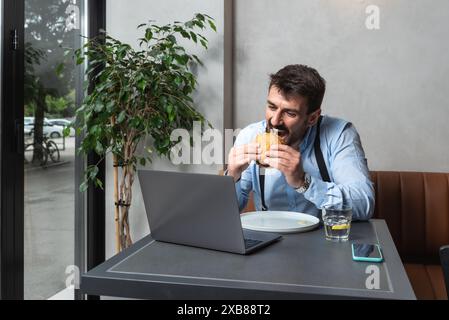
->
[295, 172, 311, 194]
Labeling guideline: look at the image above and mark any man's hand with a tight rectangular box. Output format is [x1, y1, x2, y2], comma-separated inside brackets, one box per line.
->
[227, 143, 261, 182]
[265, 144, 305, 188]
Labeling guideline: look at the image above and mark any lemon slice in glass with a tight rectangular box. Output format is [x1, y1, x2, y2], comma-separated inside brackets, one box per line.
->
[331, 224, 349, 230]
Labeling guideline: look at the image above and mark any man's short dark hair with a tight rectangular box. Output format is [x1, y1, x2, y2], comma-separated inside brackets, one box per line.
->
[269, 64, 326, 114]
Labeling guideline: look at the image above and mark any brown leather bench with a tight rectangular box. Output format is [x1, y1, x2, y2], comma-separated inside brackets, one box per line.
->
[241, 171, 449, 299]
[370, 171, 448, 300]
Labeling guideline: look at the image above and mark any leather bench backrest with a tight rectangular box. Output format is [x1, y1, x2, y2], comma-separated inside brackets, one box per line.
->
[370, 171, 449, 263]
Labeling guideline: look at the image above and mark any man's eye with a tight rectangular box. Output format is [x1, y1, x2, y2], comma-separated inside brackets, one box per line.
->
[286, 112, 297, 117]
[268, 105, 276, 110]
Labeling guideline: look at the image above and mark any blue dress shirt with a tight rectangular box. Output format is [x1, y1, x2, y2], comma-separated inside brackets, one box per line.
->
[234, 115, 375, 221]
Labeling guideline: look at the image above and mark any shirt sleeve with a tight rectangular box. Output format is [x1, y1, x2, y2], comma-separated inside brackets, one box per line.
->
[232, 128, 255, 212]
[235, 170, 253, 212]
[303, 123, 375, 221]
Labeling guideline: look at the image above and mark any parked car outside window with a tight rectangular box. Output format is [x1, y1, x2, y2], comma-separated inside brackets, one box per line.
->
[24, 118, 65, 138]
[47, 119, 75, 137]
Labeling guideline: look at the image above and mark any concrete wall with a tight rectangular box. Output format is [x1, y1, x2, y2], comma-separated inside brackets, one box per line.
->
[234, 0, 449, 172]
[105, 0, 225, 258]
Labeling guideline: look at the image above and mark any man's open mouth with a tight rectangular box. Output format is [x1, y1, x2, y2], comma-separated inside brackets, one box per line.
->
[276, 130, 288, 138]
[267, 119, 288, 140]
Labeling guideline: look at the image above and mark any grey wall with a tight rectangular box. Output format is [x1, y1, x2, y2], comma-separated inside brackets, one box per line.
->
[234, 0, 449, 172]
[105, 0, 225, 258]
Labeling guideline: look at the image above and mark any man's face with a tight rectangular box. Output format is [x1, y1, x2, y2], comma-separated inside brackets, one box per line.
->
[265, 86, 321, 147]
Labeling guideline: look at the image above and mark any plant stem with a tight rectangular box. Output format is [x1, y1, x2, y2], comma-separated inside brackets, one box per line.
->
[111, 116, 121, 253]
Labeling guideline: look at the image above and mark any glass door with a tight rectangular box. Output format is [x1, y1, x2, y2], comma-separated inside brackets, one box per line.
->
[23, 0, 86, 299]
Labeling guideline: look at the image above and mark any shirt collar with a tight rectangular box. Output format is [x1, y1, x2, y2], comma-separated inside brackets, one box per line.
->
[299, 124, 315, 152]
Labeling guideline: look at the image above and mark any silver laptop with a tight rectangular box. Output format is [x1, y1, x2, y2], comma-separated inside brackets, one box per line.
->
[138, 170, 282, 254]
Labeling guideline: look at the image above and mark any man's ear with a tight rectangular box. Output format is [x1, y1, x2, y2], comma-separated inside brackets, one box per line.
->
[308, 108, 322, 127]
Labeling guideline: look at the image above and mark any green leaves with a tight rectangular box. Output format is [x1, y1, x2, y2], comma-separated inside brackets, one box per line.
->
[106, 100, 115, 112]
[166, 35, 176, 44]
[117, 110, 126, 123]
[191, 54, 203, 66]
[195, 13, 205, 22]
[63, 126, 71, 138]
[94, 100, 104, 112]
[190, 32, 197, 43]
[89, 165, 99, 180]
[184, 21, 195, 29]
[76, 56, 85, 65]
[137, 78, 147, 92]
[80, 165, 101, 192]
[95, 140, 104, 154]
[79, 181, 88, 193]
[55, 62, 65, 77]
[116, 45, 129, 60]
[180, 30, 191, 39]
[207, 20, 217, 32]
[166, 104, 176, 122]
[75, 13, 216, 191]
[145, 28, 153, 41]
[174, 54, 189, 65]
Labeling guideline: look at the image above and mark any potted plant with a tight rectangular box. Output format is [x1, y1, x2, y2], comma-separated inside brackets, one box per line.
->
[70, 13, 216, 252]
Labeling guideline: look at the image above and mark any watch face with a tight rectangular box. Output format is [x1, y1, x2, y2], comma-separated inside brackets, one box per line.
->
[297, 186, 306, 193]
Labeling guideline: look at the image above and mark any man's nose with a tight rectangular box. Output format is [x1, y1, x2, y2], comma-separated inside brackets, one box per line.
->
[271, 110, 283, 126]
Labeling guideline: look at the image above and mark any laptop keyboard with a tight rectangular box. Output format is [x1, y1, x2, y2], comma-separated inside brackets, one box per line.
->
[244, 238, 263, 249]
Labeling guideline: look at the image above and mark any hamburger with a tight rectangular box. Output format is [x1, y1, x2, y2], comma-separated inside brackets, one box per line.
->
[255, 129, 285, 167]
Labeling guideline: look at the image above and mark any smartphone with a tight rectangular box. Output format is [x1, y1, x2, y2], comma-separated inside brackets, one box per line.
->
[351, 243, 383, 262]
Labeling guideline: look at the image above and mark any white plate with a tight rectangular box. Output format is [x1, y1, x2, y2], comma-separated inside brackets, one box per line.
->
[241, 211, 320, 234]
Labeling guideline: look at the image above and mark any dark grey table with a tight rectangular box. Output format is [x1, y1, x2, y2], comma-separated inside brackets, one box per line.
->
[81, 219, 416, 299]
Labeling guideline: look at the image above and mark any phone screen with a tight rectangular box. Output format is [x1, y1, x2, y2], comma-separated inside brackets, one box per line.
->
[352, 243, 382, 259]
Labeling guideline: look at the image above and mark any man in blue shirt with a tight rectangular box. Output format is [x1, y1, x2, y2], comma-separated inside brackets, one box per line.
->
[226, 65, 374, 221]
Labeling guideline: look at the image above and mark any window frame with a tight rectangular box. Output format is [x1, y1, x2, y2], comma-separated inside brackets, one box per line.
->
[0, 0, 106, 300]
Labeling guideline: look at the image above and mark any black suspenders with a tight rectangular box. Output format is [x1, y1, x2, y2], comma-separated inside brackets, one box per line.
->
[314, 116, 331, 183]
[260, 169, 267, 211]
[259, 115, 331, 211]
